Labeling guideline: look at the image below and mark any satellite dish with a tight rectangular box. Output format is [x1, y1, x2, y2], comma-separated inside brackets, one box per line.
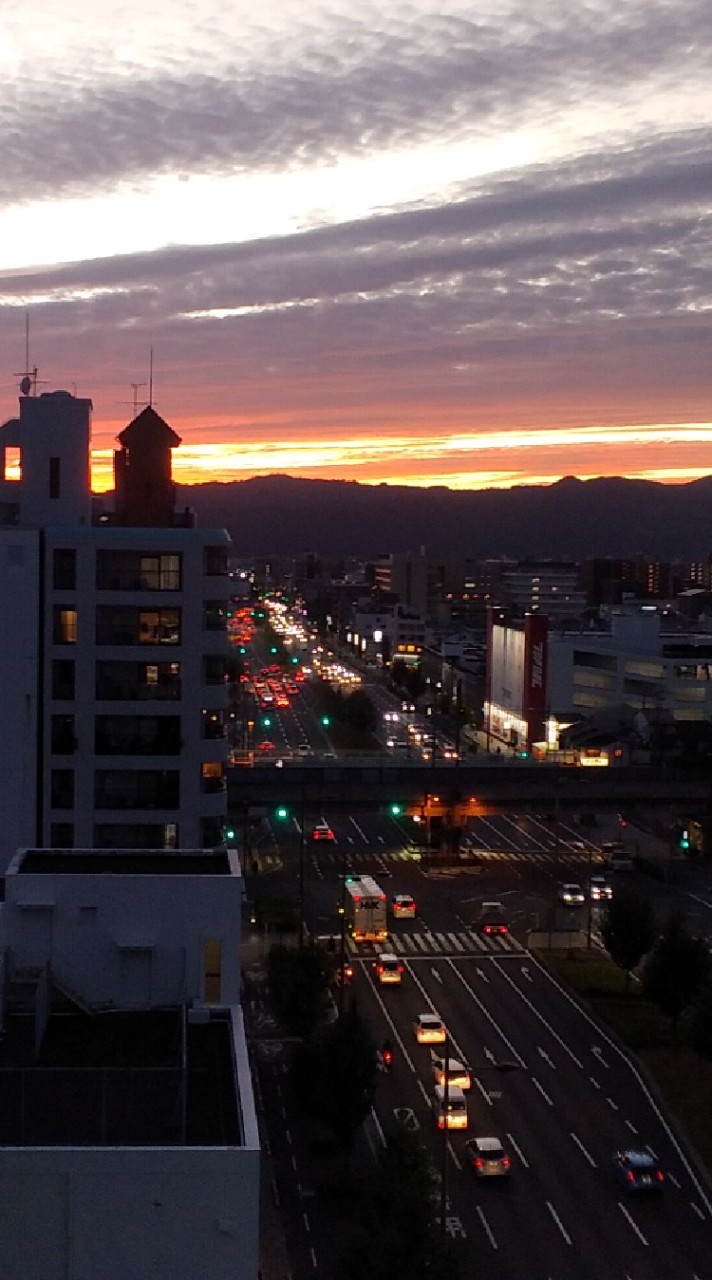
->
[20, 376, 32, 395]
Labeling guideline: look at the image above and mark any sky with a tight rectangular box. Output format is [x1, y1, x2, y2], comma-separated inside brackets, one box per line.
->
[0, 0, 710, 493]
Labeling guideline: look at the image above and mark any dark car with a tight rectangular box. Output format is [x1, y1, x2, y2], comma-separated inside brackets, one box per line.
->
[477, 901, 509, 935]
[613, 1149, 665, 1193]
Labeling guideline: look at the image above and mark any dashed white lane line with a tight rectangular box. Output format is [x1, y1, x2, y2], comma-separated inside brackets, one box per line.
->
[618, 1201, 648, 1246]
[570, 1131, 597, 1167]
[546, 1200, 572, 1245]
[476, 1205, 498, 1249]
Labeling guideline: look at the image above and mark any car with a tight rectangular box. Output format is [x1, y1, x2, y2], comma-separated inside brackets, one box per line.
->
[373, 952, 404, 984]
[414, 1013, 446, 1044]
[257, 740, 275, 752]
[613, 1149, 665, 1193]
[590, 875, 613, 902]
[312, 821, 334, 841]
[431, 1052, 471, 1091]
[433, 1084, 468, 1130]
[559, 882, 586, 907]
[465, 1137, 512, 1177]
[477, 902, 509, 935]
[391, 894, 416, 919]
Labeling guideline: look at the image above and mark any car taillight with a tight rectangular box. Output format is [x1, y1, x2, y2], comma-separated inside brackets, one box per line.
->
[502, 1157, 510, 1168]
[485, 925, 492, 934]
[657, 1171, 664, 1182]
[475, 1158, 484, 1168]
[627, 1170, 635, 1182]
[398, 964, 404, 973]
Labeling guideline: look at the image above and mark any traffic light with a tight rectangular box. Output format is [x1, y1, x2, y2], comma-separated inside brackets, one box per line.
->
[679, 828, 690, 850]
[225, 826, 236, 842]
[389, 803, 403, 817]
[321, 715, 331, 727]
[270, 646, 278, 654]
[275, 805, 289, 821]
[262, 716, 272, 728]
[291, 656, 299, 664]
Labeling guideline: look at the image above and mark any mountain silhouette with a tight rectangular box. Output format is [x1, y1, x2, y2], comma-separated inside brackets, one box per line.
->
[177, 473, 712, 561]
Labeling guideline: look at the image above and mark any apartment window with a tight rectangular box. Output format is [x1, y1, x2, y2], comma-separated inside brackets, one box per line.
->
[52, 659, 75, 700]
[49, 822, 73, 848]
[53, 606, 77, 644]
[202, 709, 226, 739]
[52, 548, 76, 591]
[94, 769, 180, 809]
[49, 456, 61, 499]
[51, 769, 74, 809]
[139, 609, 181, 645]
[51, 714, 77, 754]
[3, 445, 21, 481]
[94, 823, 175, 849]
[203, 601, 227, 631]
[94, 714, 181, 755]
[139, 554, 181, 590]
[95, 659, 181, 700]
[201, 761, 226, 793]
[203, 655, 226, 685]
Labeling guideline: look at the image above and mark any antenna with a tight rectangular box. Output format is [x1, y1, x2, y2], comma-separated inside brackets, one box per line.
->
[148, 346, 154, 408]
[13, 310, 43, 396]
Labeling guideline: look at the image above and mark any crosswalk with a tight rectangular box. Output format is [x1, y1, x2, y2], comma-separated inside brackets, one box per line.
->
[347, 928, 524, 958]
[251, 845, 601, 875]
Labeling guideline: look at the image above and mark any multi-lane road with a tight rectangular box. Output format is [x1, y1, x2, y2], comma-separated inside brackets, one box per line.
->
[246, 808, 712, 1280]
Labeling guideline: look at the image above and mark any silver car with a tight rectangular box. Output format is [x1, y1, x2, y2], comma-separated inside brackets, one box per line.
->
[465, 1137, 511, 1178]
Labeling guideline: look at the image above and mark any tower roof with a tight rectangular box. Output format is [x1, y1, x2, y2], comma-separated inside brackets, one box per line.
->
[117, 405, 181, 449]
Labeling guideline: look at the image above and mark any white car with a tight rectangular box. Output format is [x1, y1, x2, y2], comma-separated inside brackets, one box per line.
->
[414, 1013, 446, 1044]
[391, 894, 416, 919]
[433, 1084, 468, 1130]
[590, 875, 613, 902]
[373, 953, 404, 985]
[431, 1052, 471, 1091]
[559, 882, 586, 907]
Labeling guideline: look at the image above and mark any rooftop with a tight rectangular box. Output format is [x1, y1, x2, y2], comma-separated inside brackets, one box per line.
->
[17, 849, 232, 875]
[0, 1008, 241, 1147]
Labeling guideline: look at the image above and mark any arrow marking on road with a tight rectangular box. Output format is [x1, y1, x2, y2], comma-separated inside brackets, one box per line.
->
[393, 1107, 419, 1131]
[431, 967, 443, 983]
[592, 1045, 610, 1068]
[537, 1046, 556, 1069]
[520, 965, 533, 982]
[476, 967, 490, 983]
[484, 1047, 496, 1063]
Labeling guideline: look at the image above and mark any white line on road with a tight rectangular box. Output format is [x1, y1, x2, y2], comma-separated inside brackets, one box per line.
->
[570, 1131, 597, 1167]
[506, 1130, 529, 1168]
[624, 1118, 638, 1134]
[691, 1201, 706, 1220]
[537, 1045, 557, 1069]
[520, 965, 533, 982]
[448, 961, 527, 1067]
[546, 1200, 572, 1245]
[448, 1138, 462, 1171]
[302, 1212, 311, 1232]
[430, 967, 443, 983]
[592, 1045, 610, 1068]
[618, 1201, 648, 1246]
[589, 1075, 601, 1089]
[310, 1245, 318, 1267]
[476, 1205, 499, 1249]
[417, 1079, 431, 1106]
[349, 816, 369, 843]
[531, 1076, 554, 1107]
[606, 1096, 619, 1111]
[369, 1105, 386, 1149]
[473, 1076, 494, 1107]
[492, 960, 585, 1069]
[475, 966, 490, 983]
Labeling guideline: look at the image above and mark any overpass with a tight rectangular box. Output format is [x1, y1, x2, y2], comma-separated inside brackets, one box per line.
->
[228, 758, 711, 816]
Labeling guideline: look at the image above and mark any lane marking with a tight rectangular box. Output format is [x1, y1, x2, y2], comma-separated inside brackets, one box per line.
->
[537, 1045, 556, 1069]
[625, 1119, 638, 1134]
[447, 960, 527, 1067]
[531, 1076, 554, 1107]
[691, 1201, 705, 1220]
[618, 1201, 648, 1246]
[546, 1200, 572, 1245]
[474, 1076, 494, 1107]
[492, 959, 584, 1069]
[589, 1075, 601, 1090]
[506, 1130, 529, 1168]
[476, 1205, 498, 1249]
[570, 1130, 597, 1167]
[606, 1096, 619, 1111]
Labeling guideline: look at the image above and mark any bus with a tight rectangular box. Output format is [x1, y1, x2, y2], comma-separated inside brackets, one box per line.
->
[344, 874, 388, 943]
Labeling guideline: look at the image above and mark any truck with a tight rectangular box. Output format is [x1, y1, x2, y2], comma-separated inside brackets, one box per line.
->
[344, 874, 388, 942]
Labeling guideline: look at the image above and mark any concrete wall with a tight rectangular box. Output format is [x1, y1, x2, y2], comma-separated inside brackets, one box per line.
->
[3, 862, 242, 1009]
[0, 530, 41, 874]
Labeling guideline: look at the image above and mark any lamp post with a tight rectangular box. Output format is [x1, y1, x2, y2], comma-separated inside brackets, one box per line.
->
[298, 788, 306, 949]
[440, 1033, 450, 1236]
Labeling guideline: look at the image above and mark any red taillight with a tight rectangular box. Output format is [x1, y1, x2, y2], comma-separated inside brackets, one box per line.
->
[398, 964, 404, 973]
[502, 1157, 511, 1168]
[627, 1170, 635, 1182]
[657, 1171, 664, 1182]
[485, 925, 492, 934]
[475, 1158, 484, 1168]
[383, 1050, 393, 1065]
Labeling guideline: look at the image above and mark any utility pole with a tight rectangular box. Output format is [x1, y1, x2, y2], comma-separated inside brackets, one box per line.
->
[338, 870, 348, 1017]
[298, 788, 306, 949]
[440, 1032, 450, 1236]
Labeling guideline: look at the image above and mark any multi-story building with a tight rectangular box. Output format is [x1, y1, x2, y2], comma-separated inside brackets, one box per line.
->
[0, 387, 232, 872]
[0, 843, 258, 1279]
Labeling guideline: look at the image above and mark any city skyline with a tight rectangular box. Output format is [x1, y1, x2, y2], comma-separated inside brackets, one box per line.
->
[0, 0, 710, 493]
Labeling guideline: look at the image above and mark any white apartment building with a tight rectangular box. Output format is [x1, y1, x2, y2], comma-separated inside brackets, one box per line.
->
[0, 845, 259, 1280]
[0, 389, 232, 872]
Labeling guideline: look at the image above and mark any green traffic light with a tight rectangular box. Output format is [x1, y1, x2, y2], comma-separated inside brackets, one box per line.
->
[321, 715, 331, 727]
[275, 806, 289, 821]
[225, 827, 236, 841]
[270, 646, 277, 654]
[389, 803, 403, 817]
[291, 656, 299, 664]
[262, 716, 272, 727]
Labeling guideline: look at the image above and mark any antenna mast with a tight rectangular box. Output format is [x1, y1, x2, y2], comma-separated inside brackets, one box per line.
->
[148, 346, 154, 408]
[14, 310, 39, 396]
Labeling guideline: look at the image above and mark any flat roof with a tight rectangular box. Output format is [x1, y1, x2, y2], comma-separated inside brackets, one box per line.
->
[0, 1009, 241, 1147]
[18, 849, 232, 875]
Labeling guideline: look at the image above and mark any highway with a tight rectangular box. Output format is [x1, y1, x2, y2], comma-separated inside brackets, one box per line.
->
[246, 808, 712, 1280]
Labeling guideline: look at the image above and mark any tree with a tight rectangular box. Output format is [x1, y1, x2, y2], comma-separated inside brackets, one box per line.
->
[292, 1003, 378, 1155]
[267, 943, 332, 1037]
[641, 910, 711, 1027]
[600, 891, 655, 989]
[344, 688, 377, 733]
[390, 659, 407, 688]
[340, 1125, 458, 1280]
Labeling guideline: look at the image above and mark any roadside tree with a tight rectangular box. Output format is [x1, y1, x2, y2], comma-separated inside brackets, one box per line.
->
[267, 943, 332, 1037]
[681, 981, 712, 1059]
[641, 910, 711, 1028]
[292, 1003, 378, 1155]
[600, 891, 655, 990]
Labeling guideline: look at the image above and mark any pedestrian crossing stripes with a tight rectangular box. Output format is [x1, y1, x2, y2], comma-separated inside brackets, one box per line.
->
[251, 845, 601, 874]
[346, 929, 524, 958]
